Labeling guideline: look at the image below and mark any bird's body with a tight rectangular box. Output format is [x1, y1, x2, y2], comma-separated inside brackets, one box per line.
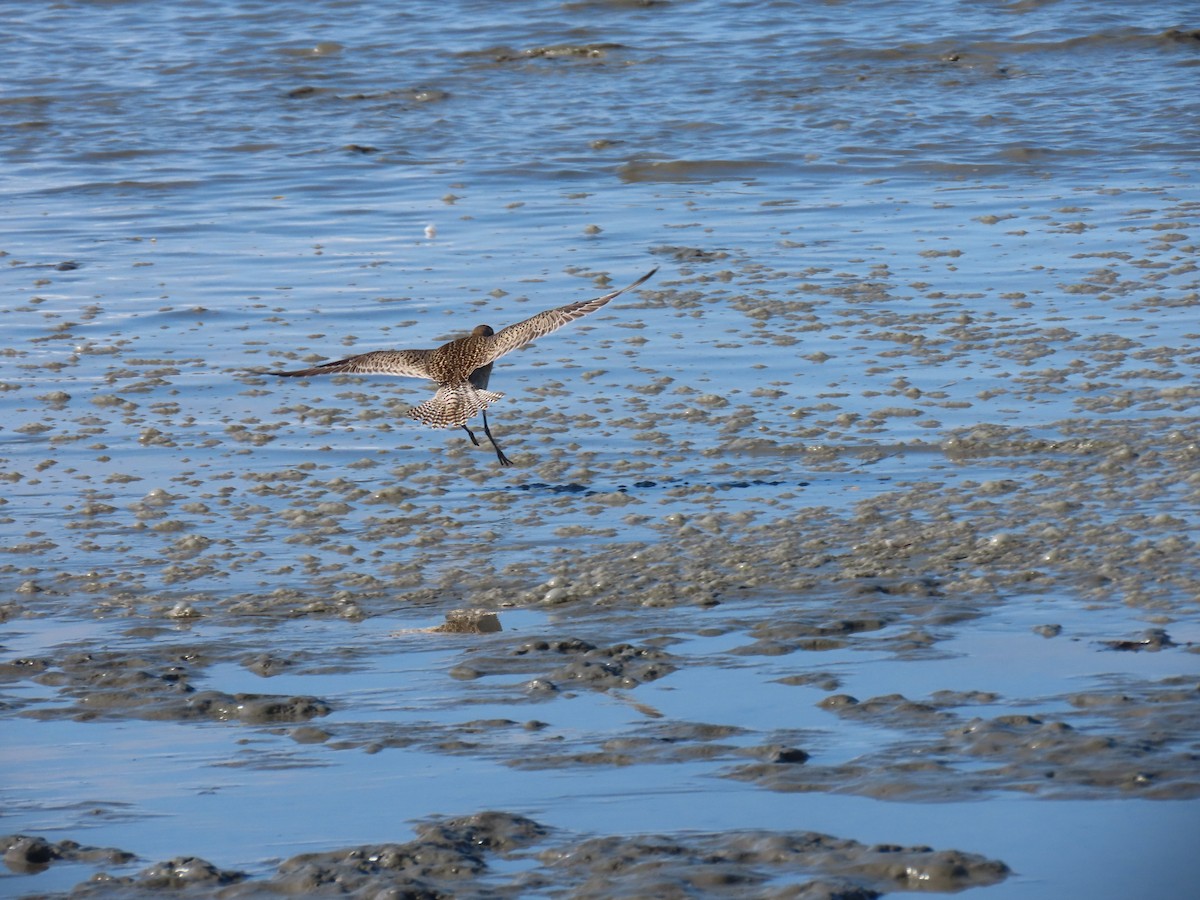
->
[268, 267, 657, 465]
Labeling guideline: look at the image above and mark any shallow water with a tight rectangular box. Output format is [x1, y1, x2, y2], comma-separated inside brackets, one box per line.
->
[3, 0, 1200, 897]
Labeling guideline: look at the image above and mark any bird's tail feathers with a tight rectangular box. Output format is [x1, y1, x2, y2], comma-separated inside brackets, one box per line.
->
[408, 385, 503, 428]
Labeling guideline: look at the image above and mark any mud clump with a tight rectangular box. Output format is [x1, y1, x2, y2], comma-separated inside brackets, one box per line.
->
[240, 652, 296, 677]
[545, 642, 676, 690]
[0, 834, 134, 876]
[1101, 628, 1176, 651]
[183, 691, 332, 724]
[393, 607, 504, 635]
[31, 812, 1008, 897]
[434, 608, 502, 634]
[539, 827, 1008, 898]
[454, 638, 678, 693]
[261, 811, 546, 896]
[21, 649, 331, 724]
[729, 679, 1200, 801]
[69, 856, 245, 895]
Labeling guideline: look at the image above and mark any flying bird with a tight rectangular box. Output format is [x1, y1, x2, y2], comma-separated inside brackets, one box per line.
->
[268, 267, 658, 466]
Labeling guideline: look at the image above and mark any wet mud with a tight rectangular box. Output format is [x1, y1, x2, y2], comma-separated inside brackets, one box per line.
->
[4, 242, 1200, 890]
[8, 811, 1011, 898]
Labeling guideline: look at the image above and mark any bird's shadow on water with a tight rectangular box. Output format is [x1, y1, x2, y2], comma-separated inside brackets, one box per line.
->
[512, 477, 810, 498]
[506, 444, 939, 499]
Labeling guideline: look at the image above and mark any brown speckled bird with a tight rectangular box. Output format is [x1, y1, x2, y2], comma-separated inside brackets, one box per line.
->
[269, 267, 657, 466]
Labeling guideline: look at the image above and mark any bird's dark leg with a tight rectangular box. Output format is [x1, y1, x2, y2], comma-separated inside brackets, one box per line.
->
[462, 424, 481, 447]
[466, 362, 511, 466]
[480, 410, 513, 466]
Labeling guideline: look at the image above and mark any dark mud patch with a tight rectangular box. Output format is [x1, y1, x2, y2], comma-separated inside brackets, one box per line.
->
[1101, 627, 1179, 652]
[16, 648, 330, 724]
[729, 677, 1200, 801]
[473, 42, 627, 64]
[451, 638, 678, 692]
[1, 835, 133, 876]
[537, 830, 1008, 898]
[9, 810, 1009, 898]
[5, 604, 1197, 804]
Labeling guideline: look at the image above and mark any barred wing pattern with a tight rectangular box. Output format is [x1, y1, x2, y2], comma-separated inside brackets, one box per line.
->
[271, 348, 433, 379]
[483, 267, 657, 365]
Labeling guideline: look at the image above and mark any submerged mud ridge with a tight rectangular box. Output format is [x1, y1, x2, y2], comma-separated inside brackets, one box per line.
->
[8, 810, 1010, 898]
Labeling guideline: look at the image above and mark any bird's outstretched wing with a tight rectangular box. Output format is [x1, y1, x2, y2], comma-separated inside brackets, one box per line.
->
[483, 267, 657, 365]
[269, 348, 433, 379]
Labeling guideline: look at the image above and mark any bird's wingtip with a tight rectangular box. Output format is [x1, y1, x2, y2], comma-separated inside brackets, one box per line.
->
[626, 266, 658, 290]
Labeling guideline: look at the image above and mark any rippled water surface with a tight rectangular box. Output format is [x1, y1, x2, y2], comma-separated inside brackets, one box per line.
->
[3, 1, 1199, 897]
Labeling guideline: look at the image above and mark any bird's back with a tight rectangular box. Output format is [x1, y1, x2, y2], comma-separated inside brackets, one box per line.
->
[426, 333, 492, 384]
